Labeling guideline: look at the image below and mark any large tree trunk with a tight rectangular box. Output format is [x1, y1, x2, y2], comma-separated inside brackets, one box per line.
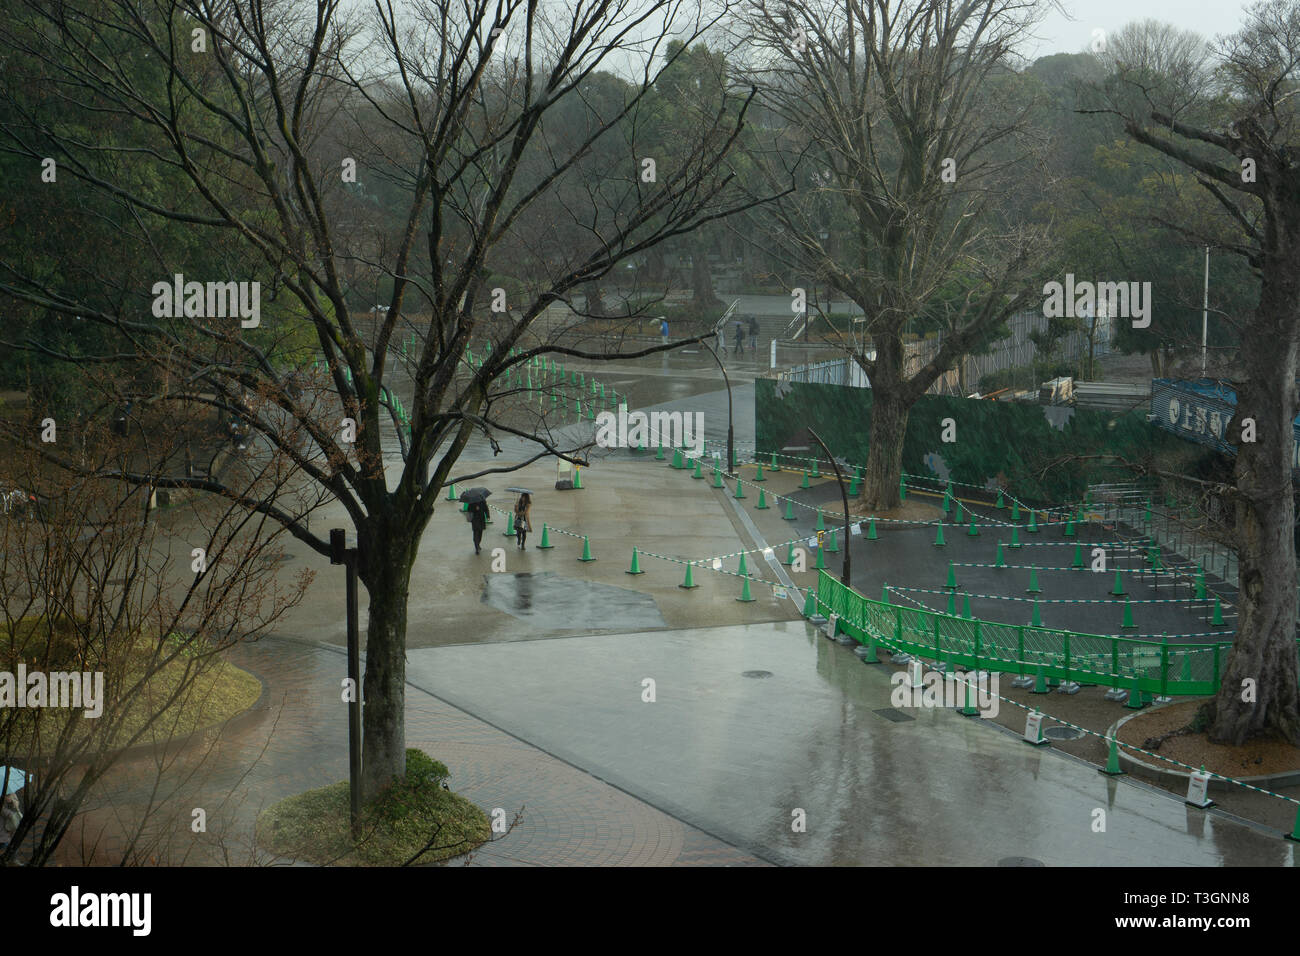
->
[858, 334, 911, 512]
[1201, 255, 1300, 745]
[690, 238, 722, 312]
[359, 530, 415, 801]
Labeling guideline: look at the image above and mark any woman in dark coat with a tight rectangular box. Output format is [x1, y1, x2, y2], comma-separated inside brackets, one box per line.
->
[469, 501, 488, 554]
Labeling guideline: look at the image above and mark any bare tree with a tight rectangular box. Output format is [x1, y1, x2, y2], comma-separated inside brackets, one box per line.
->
[0, 407, 310, 865]
[732, 0, 1053, 509]
[1084, 3, 1300, 745]
[0, 0, 776, 800]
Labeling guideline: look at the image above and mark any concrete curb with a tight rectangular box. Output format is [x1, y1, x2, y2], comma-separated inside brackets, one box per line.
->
[1108, 704, 1300, 792]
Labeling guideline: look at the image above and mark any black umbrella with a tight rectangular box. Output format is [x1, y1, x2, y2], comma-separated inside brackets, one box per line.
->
[459, 487, 492, 503]
[505, 487, 534, 495]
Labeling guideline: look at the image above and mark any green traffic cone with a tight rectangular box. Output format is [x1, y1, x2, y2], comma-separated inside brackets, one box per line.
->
[881, 582, 890, 603]
[578, 536, 596, 562]
[771, 452, 780, 472]
[1111, 569, 1126, 596]
[1102, 737, 1126, 775]
[848, 476, 860, 496]
[754, 462, 766, 482]
[679, 561, 699, 589]
[756, 488, 770, 510]
[803, 588, 818, 618]
[1011, 500, 1020, 522]
[825, 529, 839, 554]
[1071, 543, 1083, 569]
[962, 593, 973, 619]
[967, 515, 978, 537]
[1030, 664, 1049, 693]
[671, 449, 683, 469]
[1121, 598, 1136, 630]
[1212, 597, 1225, 626]
[1030, 599, 1043, 627]
[934, 522, 946, 547]
[945, 562, 958, 589]
[783, 499, 797, 520]
[446, 483, 458, 502]
[867, 518, 878, 540]
[899, 478, 907, 501]
[1125, 674, 1145, 709]
[734, 478, 746, 499]
[943, 492, 952, 515]
[655, 440, 665, 461]
[800, 470, 810, 489]
[1027, 511, 1039, 533]
[713, 468, 724, 489]
[995, 541, 1007, 568]
[782, 541, 796, 566]
[861, 637, 880, 663]
[503, 512, 515, 536]
[960, 675, 980, 716]
[1026, 568, 1041, 594]
[816, 510, 826, 531]
[955, 500, 965, 524]
[692, 458, 703, 479]
[996, 489, 1005, 509]
[1195, 568, 1206, 600]
[946, 590, 957, 615]
[573, 467, 583, 490]
[738, 552, 749, 576]
[538, 524, 554, 549]
[737, 575, 756, 603]
[1009, 526, 1021, 549]
[815, 546, 826, 570]
[626, 548, 644, 575]
[1064, 518, 1075, 538]
[1287, 804, 1300, 842]
[811, 458, 821, 479]
[461, 499, 469, 513]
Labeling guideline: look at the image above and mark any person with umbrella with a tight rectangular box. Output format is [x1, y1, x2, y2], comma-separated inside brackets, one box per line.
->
[0, 767, 26, 851]
[460, 488, 492, 554]
[509, 488, 534, 550]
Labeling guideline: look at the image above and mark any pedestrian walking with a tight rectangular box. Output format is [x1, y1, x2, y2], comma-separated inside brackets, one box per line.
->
[733, 319, 744, 356]
[468, 500, 488, 554]
[748, 315, 759, 355]
[660, 317, 669, 345]
[514, 493, 533, 549]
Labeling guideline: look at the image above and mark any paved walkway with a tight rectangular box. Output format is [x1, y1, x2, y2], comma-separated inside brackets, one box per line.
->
[68, 637, 764, 866]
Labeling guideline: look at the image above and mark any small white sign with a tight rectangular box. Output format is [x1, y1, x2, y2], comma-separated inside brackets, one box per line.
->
[1186, 768, 1214, 808]
[773, 585, 787, 599]
[850, 522, 863, 535]
[1023, 711, 1047, 745]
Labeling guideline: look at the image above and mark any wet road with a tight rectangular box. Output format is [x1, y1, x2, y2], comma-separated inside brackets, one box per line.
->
[405, 622, 1298, 866]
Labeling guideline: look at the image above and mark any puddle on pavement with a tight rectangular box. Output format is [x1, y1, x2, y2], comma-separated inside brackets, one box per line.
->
[481, 571, 666, 630]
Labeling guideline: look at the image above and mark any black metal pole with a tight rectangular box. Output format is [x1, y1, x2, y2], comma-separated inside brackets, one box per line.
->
[331, 528, 363, 838]
[346, 551, 362, 838]
[808, 428, 851, 587]
[703, 337, 736, 474]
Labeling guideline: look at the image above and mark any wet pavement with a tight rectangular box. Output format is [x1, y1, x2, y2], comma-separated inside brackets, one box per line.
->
[406, 622, 1299, 866]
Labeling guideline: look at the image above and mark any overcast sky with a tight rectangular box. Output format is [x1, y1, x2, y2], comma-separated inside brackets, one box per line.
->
[1026, 0, 1255, 58]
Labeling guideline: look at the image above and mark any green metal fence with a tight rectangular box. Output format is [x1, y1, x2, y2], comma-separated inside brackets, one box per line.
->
[815, 570, 1298, 696]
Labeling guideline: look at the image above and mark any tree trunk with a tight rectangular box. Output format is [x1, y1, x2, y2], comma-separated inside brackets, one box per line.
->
[1201, 256, 1300, 746]
[858, 337, 910, 512]
[691, 239, 721, 312]
[359, 535, 415, 801]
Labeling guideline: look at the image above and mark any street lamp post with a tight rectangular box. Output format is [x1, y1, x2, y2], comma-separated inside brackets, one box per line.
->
[702, 336, 736, 474]
[807, 428, 851, 587]
[330, 528, 363, 838]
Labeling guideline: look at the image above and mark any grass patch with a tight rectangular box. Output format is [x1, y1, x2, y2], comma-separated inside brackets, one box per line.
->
[2, 616, 261, 752]
[256, 749, 492, 866]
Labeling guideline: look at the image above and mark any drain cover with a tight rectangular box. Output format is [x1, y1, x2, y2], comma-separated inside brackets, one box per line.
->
[998, 856, 1045, 867]
[742, 670, 773, 679]
[1043, 725, 1085, 741]
[872, 707, 915, 723]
